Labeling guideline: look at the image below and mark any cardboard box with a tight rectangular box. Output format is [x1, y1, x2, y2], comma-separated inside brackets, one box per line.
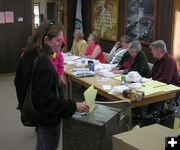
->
[113, 124, 180, 150]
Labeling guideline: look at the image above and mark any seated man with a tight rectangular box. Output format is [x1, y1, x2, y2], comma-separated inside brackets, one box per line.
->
[112, 40, 151, 78]
[150, 40, 180, 86]
[108, 35, 132, 64]
[147, 40, 180, 115]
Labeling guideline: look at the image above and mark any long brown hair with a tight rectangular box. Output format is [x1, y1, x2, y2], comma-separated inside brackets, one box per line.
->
[26, 20, 63, 55]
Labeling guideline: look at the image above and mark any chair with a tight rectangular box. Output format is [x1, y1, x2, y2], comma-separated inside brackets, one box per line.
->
[148, 62, 153, 71]
[95, 100, 132, 130]
[103, 52, 110, 63]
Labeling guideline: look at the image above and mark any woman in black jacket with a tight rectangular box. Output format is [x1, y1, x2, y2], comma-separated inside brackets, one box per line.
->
[14, 20, 89, 150]
[112, 40, 151, 78]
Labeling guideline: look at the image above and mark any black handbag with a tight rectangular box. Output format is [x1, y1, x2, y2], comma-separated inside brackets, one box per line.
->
[21, 57, 40, 126]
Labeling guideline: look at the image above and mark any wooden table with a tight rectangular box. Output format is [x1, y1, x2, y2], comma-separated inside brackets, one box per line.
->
[64, 64, 179, 108]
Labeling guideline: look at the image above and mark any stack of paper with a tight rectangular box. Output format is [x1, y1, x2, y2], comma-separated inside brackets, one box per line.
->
[64, 55, 81, 64]
[140, 81, 180, 96]
[71, 70, 96, 77]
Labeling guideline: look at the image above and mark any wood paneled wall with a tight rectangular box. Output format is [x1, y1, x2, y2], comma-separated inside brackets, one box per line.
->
[66, 0, 174, 62]
[0, 0, 174, 73]
[0, 0, 32, 74]
[66, 0, 77, 50]
[156, 0, 174, 53]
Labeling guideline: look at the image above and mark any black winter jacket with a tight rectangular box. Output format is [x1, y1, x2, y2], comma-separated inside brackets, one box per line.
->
[15, 50, 76, 126]
[116, 51, 151, 78]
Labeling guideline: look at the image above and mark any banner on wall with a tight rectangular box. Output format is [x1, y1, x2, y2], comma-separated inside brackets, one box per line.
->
[75, 0, 83, 32]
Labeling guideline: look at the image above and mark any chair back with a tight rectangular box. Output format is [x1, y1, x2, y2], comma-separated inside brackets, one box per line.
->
[148, 62, 153, 71]
[103, 52, 110, 63]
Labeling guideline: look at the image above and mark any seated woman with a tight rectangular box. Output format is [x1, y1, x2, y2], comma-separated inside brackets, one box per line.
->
[108, 35, 132, 64]
[71, 29, 87, 56]
[112, 40, 151, 78]
[83, 33, 106, 63]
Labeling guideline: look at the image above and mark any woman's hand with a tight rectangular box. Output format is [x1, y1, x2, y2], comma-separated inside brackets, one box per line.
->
[59, 77, 66, 86]
[112, 69, 121, 74]
[82, 55, 90, 58]
[76, 102, 89, 112]
[112, 67, 124, 74]
[111, 66, 119, 72]
[114, 42, 121, 48]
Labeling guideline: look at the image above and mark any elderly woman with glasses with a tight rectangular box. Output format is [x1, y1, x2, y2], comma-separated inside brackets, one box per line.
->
[112, 40, 151, 78]
[108, 35, 132, 64]
[71, 29, 87, 56]
[82, 33, 106, 63]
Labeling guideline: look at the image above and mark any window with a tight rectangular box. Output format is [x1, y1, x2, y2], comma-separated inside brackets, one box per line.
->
[34, 3, 40, 28]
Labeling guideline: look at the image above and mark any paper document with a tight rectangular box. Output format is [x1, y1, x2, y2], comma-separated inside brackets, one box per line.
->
[143, 80, 167, 88]
[140, 83, 180, 96]
[162, 84, 180, 91]
[84, 85, 97, 112]
[113, 75, 122, 81]
[64, 55, 81, 61]
[64, 60, 75, 64]
[140, 87, 162, 96]
[71, 70, 95, 77]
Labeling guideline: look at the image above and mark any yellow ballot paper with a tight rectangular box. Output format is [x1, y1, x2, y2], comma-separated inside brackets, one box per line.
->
[143, 80, 167, 88]
[84, 85, 98, 112]
[113, 75, 122, 81]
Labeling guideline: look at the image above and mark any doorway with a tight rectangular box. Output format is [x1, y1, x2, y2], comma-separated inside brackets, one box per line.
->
[172, 0, 180, 70]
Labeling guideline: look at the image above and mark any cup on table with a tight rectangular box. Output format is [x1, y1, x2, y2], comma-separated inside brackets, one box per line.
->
[88, 60, 95, 71]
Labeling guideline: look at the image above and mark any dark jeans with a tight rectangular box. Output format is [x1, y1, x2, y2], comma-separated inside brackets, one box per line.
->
[35, 124, 60, 150]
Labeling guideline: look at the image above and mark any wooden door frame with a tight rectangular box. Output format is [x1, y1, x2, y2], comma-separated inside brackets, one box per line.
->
[32, 0, 35, 33]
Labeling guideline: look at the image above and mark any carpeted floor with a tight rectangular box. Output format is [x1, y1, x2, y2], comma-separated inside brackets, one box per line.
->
[0, 76, 36, 150]
[0, 75, 104, 150]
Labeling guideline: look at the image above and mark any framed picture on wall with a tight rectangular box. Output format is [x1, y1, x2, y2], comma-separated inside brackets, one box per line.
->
[125, 0, 157, 44]
[91, 0, 118, 41]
